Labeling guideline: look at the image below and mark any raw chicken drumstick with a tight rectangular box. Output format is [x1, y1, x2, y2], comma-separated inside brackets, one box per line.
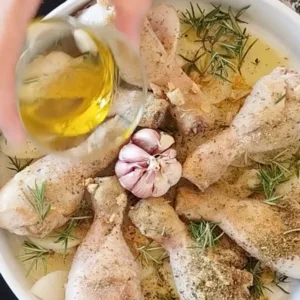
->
[105, 3, 213, 135]
[0, 138, 119, 237]
[129, 197, 252, 300]
[143, 5, 214, 135]
[66, 177, 143, 300]
[183, 67, 300, 190]
[176, 186, 300, 278]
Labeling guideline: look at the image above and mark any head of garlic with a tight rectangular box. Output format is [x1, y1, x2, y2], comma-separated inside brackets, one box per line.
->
[115, 129, 182, 198]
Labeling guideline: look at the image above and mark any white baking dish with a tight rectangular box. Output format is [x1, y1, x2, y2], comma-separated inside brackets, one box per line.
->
[1, 0, 300, 299]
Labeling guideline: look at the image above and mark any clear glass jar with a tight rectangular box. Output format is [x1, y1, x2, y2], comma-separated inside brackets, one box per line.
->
[16, 17, 147, 158]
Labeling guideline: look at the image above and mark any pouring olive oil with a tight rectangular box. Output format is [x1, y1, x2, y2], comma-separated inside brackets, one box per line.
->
[19, 30, 117, 140]
[17, 18, 146, 156]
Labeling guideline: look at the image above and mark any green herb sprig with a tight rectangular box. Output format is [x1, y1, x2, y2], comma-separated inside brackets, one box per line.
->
[189, 220, 224, 249]
[54, 220, 77, 256]
[274, 273, 290, 295]
[26, 181, 51, 222]
[18, 241, 54, 277]
[245, 258, 271, 299]
[136, 241, 168, 267]
[254, 163, 290, 206]
[54, 216, 92, 256]
[179, 49, 204, 75]
[7, 156, 33, 173]
[180, 4, 257, 80]
[254, 148, 300, 205]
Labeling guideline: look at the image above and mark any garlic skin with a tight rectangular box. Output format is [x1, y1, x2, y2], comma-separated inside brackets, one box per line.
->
[115, 129, 182, 198]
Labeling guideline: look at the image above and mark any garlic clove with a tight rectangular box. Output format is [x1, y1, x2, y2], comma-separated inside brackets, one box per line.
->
[157, 131, 175, 153]
[119, 168, 145, 190]
[131, 171, 156, 198]
[115, 160, 148, 177]
[152, 172, 170, 197]
[132, 129, 160, 154]
[161, 148, 177, 160]
[119, 143, 150, 163]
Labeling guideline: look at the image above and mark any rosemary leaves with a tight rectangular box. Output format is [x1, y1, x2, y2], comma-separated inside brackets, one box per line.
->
[254, 147, 300, 205]
[189, 220, 224, 249]
[179, 50, 204, 75]
[54, 220, 77, 255]
[245, 258, 291, 299]
[254, 163, 290, 206]
[54, 216, 92, 255]
[136, 241, 168, 267]
[245, 258, 271, 300]
[7, 156, 33, 173]
[18, 241, 54, 277]
[26, 181, 51, 222]
[273, 273, 290, 295]
[180, 4, 258, 80]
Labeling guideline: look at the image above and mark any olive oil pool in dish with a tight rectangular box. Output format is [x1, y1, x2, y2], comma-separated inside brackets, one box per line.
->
[178, 3, 288, 89]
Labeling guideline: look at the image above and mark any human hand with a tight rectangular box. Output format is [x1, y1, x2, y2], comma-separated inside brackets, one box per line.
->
[0, 0, 40, 143]
[0, 0, 152, 143]
[112, 0, 152, 48]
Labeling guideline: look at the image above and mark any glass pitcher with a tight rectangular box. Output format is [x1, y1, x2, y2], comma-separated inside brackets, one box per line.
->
[16, 16, 147, 158]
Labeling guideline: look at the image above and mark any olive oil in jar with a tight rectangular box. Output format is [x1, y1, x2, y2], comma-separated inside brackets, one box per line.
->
[19, 28, 117, 143]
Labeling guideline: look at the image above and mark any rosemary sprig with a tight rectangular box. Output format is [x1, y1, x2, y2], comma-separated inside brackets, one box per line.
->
[18, 241, 54, 277]
[208, 51, 237, 82]
[254, 153, 291, 206]
[180, 4, 256, 80]
[245, 258, 271, 299]
[136, 241, 168, 267]
[254, 147, 300, 205]
[238, 37, 258, 72]
[54, 220, 77, 255]
[235, 5, 251, 19]
[26, 181, 51, 222]
[268, 149, 292, 174]
[179, 49, 205, 75]
[218, 39, 243, 57]
[180, 2, 205, 35]
[189, 220, 224, 249]
[7, 156, 33, 173]
[228, 6, 244, 36]
[54, 216, 92, 255]
[254, 164, 288, 205]
[274, 93, 286, 104]
[274, 273, 290, 294]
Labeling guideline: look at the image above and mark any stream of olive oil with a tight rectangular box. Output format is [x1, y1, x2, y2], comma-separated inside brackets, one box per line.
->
[19, 35, 116, 139]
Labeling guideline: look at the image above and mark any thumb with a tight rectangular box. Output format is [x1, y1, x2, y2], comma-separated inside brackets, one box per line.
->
[113, 0, 152, 48]
[0, 78, 24, 143]
[0, 0, 40, 143]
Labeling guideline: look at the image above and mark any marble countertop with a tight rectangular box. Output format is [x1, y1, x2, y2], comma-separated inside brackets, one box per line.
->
[282, 0, 300, 13]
